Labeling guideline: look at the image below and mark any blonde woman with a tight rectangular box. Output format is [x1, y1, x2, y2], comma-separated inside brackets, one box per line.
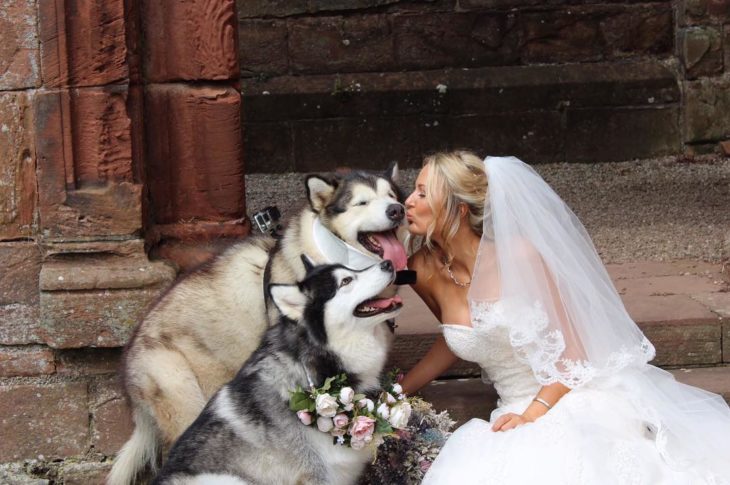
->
[400, 151, 730, 484]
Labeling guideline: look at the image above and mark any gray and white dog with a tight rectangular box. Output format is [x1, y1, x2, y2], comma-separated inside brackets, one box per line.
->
[108, 166, 407, 485]
[153, 257, 403, 485]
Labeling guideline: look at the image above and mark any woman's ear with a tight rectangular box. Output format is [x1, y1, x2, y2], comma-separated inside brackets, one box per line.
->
[459, 203, 469, 219]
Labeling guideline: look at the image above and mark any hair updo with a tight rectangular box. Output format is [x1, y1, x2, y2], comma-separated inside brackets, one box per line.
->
[418, 150, 488, 262]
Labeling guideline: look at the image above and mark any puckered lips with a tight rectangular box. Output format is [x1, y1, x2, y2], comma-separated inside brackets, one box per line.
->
[354, 294, 403, 317]
[357, 230, 407, 270]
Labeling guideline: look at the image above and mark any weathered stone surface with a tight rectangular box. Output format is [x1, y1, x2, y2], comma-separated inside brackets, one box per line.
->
[0, 304, 42, 345]
[566, 107, 680, 162]
[393, 12, 519, 70]
[90, 378, 132, 455]
[290, 15, 396, 74]
[55, 348, 123, 376]
[145, 84, 245, 224]
[143, 0, 238, 82]
[607, 261, 720, 280]
[419, 378, 497, 426]
[520, 5, 672, 63]
[0, 382, 88, 461]
[0, 463, 49, 485]
[61, 462, 111, 485]
[237, 0, 399, 18]
[0, 346, 55, 377]
[615, 274, 720, 296]
[682, 26, 723, 79]
[34, 88, 142, 239]
[672, 366, 730, 402]
[643, 321, 722, 366]
[0, 0, 40, 90]
[0, 242, 41, 305]
[681, 0, 730, 24]
[0, 91, 37, 239]
[40, 258, 175, 291]
[239, 20, 289, 77]
[243, 122, 295, 173]
[725, 24, 730, 74]
[38, 0, 127, 88]
[292, 117, 422, 172]
[685, 77, 730, 142]
[40, 286, 163, 348]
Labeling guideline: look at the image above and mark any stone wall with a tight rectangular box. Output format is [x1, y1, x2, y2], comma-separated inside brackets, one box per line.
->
[0, 0, 247, 482]
[238, 0, 730, 172]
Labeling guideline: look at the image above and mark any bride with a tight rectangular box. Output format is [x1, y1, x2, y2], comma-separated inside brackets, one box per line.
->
[399, 151, 730, 484]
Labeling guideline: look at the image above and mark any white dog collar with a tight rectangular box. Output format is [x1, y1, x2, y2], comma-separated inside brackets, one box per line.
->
[311, 217, 381, 270]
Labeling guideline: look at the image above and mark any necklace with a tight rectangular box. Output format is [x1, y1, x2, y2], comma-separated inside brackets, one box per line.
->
[443, 259, 471, 287]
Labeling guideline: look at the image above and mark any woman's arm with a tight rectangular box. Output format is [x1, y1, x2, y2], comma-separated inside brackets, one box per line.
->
[400, 335, 459, 394]
[491, 381, 570, 431]
[399, 250, 459, 394]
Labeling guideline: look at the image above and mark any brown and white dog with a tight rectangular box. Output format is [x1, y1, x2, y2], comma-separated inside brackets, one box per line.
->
[107, 165, 407, 485]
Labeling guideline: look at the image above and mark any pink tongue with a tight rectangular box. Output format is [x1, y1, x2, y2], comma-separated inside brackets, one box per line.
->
[372, 232, 407, 270]
[367, 295, 403, 309]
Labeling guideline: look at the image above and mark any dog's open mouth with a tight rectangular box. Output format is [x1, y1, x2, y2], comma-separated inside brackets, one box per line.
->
[354, 295, 403, 317]
[357, 230, 407, 270]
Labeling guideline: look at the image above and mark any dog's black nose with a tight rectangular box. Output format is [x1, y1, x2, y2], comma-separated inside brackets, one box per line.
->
[380, 260, 393, 272]
[386, 203, 405, 222]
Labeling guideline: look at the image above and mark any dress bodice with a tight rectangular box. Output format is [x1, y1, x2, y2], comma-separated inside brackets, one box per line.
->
[442, 301, 540, 407]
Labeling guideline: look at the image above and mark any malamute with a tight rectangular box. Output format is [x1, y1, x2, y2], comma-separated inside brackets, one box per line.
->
[108, 165, 407, 485]
[153, 257, 402, 485]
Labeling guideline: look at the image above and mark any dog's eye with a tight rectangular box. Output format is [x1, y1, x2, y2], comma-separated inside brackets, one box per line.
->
[340, 277, 353, 287]
[355, 200, 368, 206]
[389, 192, 396, 199]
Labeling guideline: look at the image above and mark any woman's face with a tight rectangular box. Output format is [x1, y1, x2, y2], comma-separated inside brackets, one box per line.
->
[405, 166, 437, 236]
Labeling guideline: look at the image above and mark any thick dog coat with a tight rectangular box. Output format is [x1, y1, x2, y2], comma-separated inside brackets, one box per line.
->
[108, 166, 406, 485]
[154, 259, 402, 485]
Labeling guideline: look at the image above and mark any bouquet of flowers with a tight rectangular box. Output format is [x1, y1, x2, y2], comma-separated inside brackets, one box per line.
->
[360, 396, 456, 485]
[289, 373, 413, 450]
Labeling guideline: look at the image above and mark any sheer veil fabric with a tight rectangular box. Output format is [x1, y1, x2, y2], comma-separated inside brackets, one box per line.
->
[467, 156, 730, 479]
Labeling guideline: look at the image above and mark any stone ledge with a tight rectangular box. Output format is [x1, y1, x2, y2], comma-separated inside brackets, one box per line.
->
[419, 365, 730, 425]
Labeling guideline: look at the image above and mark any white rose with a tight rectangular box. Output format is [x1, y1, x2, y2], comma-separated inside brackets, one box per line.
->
[358, 398, 375, 413]
[315, 393, 338, 418]
[388, 401, 412, 429]
[385, 393, 396, 404]
[376, 402, 390, 419]
[391, 383, 403, 395]
[343, 402, 354, 412]
[316, 416, 334, 433]
[339, 387, 355, 405]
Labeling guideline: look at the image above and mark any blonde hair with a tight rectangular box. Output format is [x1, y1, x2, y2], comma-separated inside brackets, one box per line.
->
[413, 150, 488, 262]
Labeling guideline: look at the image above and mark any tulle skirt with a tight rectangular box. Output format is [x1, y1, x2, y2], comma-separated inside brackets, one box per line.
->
[422, 366, 730, 485]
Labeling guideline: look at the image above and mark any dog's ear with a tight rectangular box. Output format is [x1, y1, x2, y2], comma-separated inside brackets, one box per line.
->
[306, 175, 337, 212]
[269, 284, 307, 321]
[300, 254, 316, 274]
[384, 161, 399, 183]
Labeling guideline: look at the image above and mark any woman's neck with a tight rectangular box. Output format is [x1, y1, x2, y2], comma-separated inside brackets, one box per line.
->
[434, 223, 481, 275]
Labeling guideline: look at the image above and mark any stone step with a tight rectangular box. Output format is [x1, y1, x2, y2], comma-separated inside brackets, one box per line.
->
[418, 365, 730, 426]
[388, 260, 729, 374]
[241, 60, 680, 172]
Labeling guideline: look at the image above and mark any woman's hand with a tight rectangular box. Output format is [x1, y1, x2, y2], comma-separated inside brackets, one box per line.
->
[491, 413, 532, 432]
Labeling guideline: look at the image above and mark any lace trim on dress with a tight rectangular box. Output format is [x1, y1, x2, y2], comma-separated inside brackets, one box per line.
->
[469, 299, 656, 389]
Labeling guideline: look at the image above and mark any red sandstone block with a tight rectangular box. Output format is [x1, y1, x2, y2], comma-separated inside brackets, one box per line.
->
[0, 304, 42, 346]
[0, 242, 41, 306]
[39, 286, 163, 349]
[606, 261, 720, 280]
[38, 0, 128, 88]
[0, 382, 89, 461]
[0, 0, 40, 90]
[143, 0, 238, 82]
[90, 378, 132, 455]
[56, 348, 123, 376]
[0, 346, 55, 377]
[34, 88, 142, 239]
[0, 91, 37, 240]
[289, 15, 396, 74]
[615, 274, 720, 296]
[145, 84, 245, 224]
[62, 462, 112, 485]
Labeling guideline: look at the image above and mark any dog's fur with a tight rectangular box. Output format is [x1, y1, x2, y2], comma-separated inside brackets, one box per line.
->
[108, 166, 405, 485]
[153, 259, 402, 485]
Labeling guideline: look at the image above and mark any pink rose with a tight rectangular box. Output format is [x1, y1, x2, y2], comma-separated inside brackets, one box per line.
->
[297, 410, 313, 426]
[333, 413, 349, 429]
[349, 415, 376, 442]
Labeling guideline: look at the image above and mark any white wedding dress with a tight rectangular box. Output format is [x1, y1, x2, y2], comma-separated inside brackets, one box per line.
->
[422, 301, 729, 485]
